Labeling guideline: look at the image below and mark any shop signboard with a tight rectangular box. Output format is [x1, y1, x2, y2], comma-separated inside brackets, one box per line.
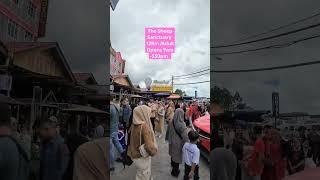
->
[151, 85, 172, 92]
[151, 79, 172, 92]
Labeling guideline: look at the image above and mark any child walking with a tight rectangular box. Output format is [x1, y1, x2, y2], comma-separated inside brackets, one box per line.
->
[183, 130, 200, 180]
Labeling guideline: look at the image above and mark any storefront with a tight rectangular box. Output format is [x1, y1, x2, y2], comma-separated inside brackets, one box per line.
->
[110, 74, 139, 99]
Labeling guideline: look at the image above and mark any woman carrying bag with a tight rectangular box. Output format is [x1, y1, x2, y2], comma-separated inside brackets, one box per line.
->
[127, 105, 158, 180]
[155, 102, 165, 138]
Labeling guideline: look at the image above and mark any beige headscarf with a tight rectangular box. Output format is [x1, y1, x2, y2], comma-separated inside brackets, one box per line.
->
[133, 105, 151, 125]
[132, 105, 156, 142]
[169, 101, 175, 109]
[73, 137, 109, 180]
[158, 102, 165, 117]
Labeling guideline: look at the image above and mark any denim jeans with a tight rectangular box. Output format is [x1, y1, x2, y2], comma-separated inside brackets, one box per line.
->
[109, 138, 114, 168]
[110, 132, 124, 168]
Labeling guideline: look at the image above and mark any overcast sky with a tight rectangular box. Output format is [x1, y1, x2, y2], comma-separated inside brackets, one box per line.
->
[212, 0, 320, 114]
[111, 0, 210, 97]
[41, 0, 108, 84]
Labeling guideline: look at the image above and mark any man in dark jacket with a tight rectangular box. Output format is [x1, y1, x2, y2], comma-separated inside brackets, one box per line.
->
[0, 102, 29, 180]
[121, 97, 132, 136]
[39, 117, 70, 180]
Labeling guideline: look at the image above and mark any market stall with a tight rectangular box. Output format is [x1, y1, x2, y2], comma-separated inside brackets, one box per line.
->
[167, 94, 181, 99]
[61, 104, 108, 135]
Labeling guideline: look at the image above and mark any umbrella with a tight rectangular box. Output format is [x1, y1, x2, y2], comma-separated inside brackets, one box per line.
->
[154, 93, 170, 96]
[284, 168, 320, 180]
[167, 94, 180, 99]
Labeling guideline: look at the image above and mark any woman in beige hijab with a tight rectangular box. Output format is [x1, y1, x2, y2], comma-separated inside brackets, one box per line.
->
[166, 101, 175, 123]
[155, 101, 165, 138]
[127, 105, 158, 180]
[73, 137, 109, 180]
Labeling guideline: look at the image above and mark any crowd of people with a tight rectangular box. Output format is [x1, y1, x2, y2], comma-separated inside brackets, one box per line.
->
[0, 102, 109, 180]
[210, 123, 320, 180]
[0, 94, 210, 180]
[110, 96, 209, 180]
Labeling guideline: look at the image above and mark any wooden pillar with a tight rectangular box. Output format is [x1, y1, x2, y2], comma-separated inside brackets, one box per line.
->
[76, 115, 80, 133]
[17, 105, 20, 122]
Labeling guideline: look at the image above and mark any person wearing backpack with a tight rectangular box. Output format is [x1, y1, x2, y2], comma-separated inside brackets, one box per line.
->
[0, 102, 30, 180]
[39, 117, 70, 180]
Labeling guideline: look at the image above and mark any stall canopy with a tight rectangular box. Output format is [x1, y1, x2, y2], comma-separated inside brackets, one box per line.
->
[167, 94, 180, 99]
[62, 104, 108, 115]
[0, 94, 24, 105]
[130, 94, 142, 98]
[154, 93, 170, 97]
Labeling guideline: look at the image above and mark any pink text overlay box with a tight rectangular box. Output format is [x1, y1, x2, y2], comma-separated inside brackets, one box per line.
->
[148, 52, 172, 59]
[145, 27, 175, 59]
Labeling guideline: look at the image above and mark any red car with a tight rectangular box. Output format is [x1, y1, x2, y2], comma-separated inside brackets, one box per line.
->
[193, 114, 210, 160]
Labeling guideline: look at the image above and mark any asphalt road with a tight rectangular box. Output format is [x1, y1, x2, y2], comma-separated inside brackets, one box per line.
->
[110, 127, 210, 180]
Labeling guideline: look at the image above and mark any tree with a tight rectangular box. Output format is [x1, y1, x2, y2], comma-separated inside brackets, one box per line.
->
[175, 89, 184, 96]
[211, 86, 244, 110]
[182, 91, 187, 96]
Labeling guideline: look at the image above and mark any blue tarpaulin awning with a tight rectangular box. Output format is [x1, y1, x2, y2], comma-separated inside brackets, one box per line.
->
[154, 93, 170, 96]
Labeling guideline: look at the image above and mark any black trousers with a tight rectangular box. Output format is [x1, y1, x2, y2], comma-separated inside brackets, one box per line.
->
[184, 163, 199, 180]
[150, 117, 156, 130]
[171, 158, 180, 177]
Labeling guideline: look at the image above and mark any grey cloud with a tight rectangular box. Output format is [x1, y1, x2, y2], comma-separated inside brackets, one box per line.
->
[212, 0, 320, 114]
[41, 0, 108, 83]
[112, 0, 210, 97]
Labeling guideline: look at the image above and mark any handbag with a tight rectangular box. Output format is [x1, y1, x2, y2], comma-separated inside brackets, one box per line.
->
[139, 125, 149, 158]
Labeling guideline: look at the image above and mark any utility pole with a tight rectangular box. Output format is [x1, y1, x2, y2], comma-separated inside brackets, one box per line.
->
[171, 75, 174, 93]
[272, 92, 279, 128]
